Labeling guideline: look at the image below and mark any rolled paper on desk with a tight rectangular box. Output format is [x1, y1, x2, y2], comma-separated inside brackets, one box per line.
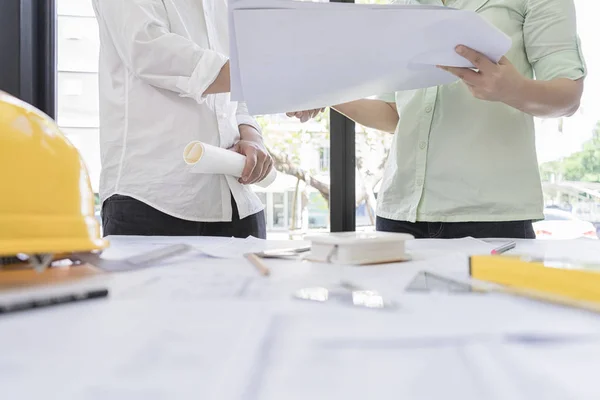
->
[182, 141, 277, 188]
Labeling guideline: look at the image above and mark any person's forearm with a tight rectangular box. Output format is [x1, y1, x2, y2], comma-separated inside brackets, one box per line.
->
[506, 78, 583, 118]
[203, 61, 231, 95]
[239, 123, 262, 142]
[332, 99, 398, 133]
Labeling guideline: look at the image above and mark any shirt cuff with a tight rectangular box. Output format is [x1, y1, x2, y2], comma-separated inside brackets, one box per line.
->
[176, 50, 228, 104]
[533, 38, 587, 82]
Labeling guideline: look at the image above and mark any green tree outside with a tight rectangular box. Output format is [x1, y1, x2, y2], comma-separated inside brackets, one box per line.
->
[540, 121, 600, 183]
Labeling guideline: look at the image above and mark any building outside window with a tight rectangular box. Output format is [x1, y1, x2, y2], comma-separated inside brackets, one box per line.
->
[319, 147, 330, 173]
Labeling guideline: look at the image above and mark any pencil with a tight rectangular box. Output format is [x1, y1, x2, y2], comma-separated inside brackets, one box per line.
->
[245, 253, 271, 277]
[491, 241, 516, 255]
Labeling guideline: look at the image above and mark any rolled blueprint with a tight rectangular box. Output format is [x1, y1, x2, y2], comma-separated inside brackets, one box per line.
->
[183, 141, 277, 188]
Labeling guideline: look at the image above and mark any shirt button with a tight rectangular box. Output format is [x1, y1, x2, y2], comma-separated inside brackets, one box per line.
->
[419, 141, 427, 149]
[425, 106, 433, 113]
[416, 178, 424, 186]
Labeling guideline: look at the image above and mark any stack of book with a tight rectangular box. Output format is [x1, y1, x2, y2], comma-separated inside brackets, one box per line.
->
[304, 232, 413, 265]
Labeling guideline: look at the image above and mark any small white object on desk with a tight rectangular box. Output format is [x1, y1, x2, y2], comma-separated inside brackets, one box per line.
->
[304, 231, 413, 265]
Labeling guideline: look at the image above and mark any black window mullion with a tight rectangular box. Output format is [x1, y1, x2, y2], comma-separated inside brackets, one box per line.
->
[329, 109, 356, 232]
[0, 0, 23, 99]
[39, 0, 57, 119]
[0, 0, 56, 119]
[329, 0, 356, 232]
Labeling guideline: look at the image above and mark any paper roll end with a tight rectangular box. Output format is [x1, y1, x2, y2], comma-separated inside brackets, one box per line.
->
[255, 169, 278, 188]
[183, 141, 204, 165]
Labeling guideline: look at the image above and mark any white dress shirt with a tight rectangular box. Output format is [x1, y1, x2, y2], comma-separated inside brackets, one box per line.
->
[92, 0, 264, 222]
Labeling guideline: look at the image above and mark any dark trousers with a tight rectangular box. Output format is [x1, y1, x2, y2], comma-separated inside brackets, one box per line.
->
[376, 217, 535, 239]
[102, 194, 266, 238]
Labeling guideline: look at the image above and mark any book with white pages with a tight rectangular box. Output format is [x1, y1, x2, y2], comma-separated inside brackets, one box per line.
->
[304, 231, 414, 265]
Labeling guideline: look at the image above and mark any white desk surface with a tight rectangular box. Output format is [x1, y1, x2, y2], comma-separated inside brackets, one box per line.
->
[2, 236, 600, 399]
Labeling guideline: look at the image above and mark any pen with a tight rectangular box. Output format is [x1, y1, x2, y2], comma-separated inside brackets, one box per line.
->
[491, 241, 516, 255]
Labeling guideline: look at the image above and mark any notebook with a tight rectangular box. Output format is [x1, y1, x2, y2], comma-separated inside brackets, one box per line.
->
[0, 262, 109, 314]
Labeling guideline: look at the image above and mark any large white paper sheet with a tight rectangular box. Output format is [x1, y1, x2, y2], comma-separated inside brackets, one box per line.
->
[228, 0, 453, 102]
[102, 235, 309, 263]
[407, 237, 495, 257]
[0, 300, 272, 400]
[3, 236, 600, 399]
[229, 0, 511, 114]
[228, 0, 369, 101]
[226, 308, 600, 400]
[200, 236, 311, 259]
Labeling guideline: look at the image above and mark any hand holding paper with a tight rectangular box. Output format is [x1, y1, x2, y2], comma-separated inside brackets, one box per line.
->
[183, 141, 277, 188]
[438, 46, 525, 103]
[229, 139, 273, 184]
[286, 108, 326, 123]
[437, 44, 584, 118]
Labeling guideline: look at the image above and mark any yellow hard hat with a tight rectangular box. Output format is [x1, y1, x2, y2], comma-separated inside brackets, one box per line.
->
[0, 91, 107, 261]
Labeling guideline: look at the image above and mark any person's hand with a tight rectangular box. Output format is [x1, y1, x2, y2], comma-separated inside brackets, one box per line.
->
[438, 45, 526, 104]
[230, 131, 273, 185]
[286, 108, 325, 123]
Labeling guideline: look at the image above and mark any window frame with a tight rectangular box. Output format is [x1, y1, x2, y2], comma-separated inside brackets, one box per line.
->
[0, 0, 56, 118]
[329, 0, 357, 232]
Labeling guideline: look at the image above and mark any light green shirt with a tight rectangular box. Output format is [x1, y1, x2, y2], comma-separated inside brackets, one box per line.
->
[377, 0, 586, 223]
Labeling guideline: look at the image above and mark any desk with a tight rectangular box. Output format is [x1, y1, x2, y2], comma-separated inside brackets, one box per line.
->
[1, 237, 600, 399]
